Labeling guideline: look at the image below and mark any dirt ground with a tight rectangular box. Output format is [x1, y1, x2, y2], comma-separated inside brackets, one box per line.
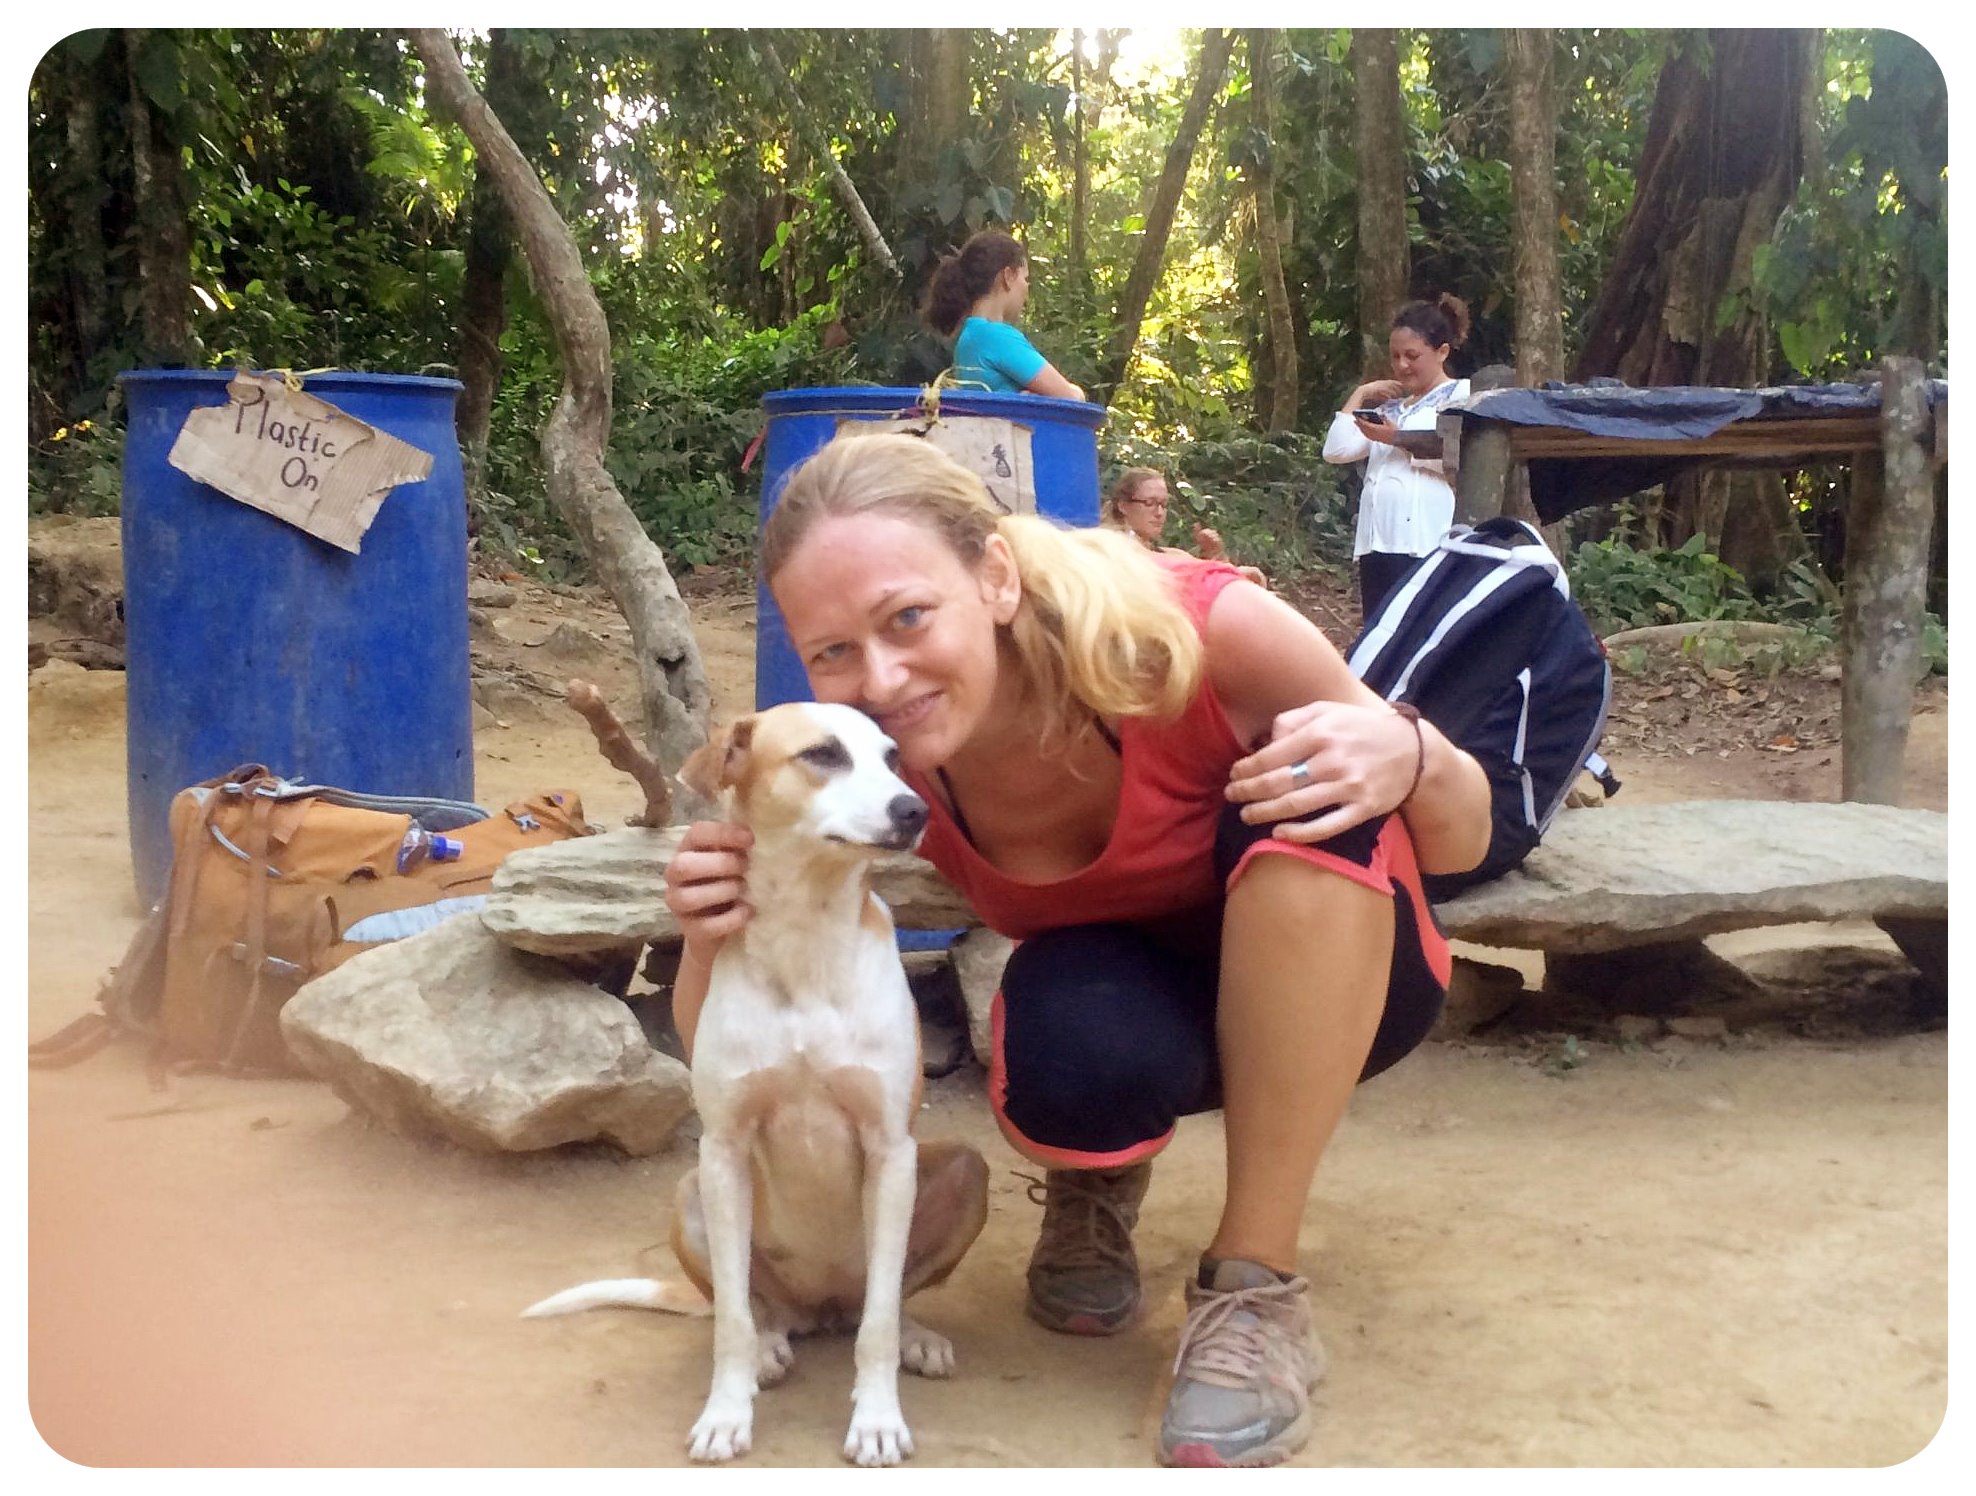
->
[24, 534, 1950, 1468]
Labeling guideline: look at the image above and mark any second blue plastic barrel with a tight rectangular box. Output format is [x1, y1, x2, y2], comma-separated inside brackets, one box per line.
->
[753, 386, 1105, 711]
[119, 370, 473, 906]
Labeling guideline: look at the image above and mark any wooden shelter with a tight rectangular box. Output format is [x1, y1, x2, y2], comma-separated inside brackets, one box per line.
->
[1436, 359, 1947, 805]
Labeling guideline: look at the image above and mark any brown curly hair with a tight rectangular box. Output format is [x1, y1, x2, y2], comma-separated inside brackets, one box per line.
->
[1392, 292, 1471, 353]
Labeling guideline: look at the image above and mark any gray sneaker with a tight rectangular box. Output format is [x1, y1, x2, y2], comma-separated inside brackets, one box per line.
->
[1021, 1162, 1152, 1336]
[1157, 1258, 1327, 1467]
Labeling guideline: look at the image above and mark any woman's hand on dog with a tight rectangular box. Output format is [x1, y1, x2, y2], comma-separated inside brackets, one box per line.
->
[665, 820, 756, 948]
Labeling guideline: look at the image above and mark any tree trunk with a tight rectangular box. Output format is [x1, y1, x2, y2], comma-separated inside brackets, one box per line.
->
[1504, 30, 1566, 538]
[35, 41, 113, 422]
[1352, 29, 1410, 376]
[411, 30, 712, 798]
[1070, 30, 1088, 279]
[63, 55, 109, 372]
[1571, 29, 1819, 569]
[1506, 30, 1564, 387]
[1840, 357, 1933, 804]
[456, 28, 537, 495]
[124, 29, 191, 366]
[901, 29, 969, 193]
[1096, 27, 1235, 402]
[1574, 30, 1817, 390]
[1248, 30, 1299, 434]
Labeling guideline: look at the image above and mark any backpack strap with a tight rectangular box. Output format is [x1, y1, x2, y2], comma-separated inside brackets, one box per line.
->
[218, 783, 280, 1073]
[1586, 751, 1623, 798]
[26, 1012, 118, 1069]
[167, 764, 276, 941]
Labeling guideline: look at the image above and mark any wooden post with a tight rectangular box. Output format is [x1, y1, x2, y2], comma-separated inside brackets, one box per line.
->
[1436, 410, 1463, 492]
[1453, 364, 1517, 525]
[1840, 356, 1935, 804]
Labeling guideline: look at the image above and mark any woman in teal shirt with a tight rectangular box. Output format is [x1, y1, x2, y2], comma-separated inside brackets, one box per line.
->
[924, 230, 1087, 401]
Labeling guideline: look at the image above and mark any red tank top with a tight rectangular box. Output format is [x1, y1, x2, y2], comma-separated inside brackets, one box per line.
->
[907, 555, 1248, 940]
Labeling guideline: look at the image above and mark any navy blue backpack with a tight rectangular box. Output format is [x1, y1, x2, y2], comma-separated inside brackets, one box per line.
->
[1346, 516, 1618, 899]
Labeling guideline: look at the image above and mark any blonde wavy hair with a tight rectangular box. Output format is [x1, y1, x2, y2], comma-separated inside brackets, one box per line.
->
[761, 433, 1203, 749]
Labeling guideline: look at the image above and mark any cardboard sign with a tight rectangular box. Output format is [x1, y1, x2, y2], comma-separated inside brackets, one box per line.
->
[166, 372, 435, 553]
[837, 413, 1037, 515]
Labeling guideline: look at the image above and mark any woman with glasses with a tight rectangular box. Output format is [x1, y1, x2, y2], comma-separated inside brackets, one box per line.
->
[1103, 468, 1267, 587]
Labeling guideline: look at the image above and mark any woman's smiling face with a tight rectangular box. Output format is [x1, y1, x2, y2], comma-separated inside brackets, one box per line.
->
[1389, 326, 1451, 396]
[770, 511, 1020, 772]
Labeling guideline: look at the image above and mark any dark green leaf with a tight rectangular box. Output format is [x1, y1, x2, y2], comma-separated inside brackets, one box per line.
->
[63, 29, 109, 64]
[133, 33, 186, 114]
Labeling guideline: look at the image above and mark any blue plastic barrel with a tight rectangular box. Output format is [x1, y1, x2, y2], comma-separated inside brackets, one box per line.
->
[753, 386, 1105, 711]
[118, 370, 473, 906]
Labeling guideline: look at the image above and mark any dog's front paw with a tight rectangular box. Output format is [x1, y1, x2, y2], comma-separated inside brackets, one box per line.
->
[843, 1397, 914, 1467]
[900, 1318, 954, 1379]
[688, 1394, 754, 1463]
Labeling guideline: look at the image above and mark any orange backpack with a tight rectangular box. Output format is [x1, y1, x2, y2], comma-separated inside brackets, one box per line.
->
[32, 764, 592, 1077]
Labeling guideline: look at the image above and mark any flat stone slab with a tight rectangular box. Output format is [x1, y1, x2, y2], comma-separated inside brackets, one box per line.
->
[480, 826, 690, 955]
[485, 801, 1947, 969]
[1435, 800, 1947, 955]
[480, 825, 979, 957]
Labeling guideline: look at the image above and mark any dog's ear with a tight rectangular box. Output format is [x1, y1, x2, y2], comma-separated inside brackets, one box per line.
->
[679, 716, 756, 799]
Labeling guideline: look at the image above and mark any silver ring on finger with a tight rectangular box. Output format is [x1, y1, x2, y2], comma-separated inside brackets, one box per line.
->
[1287, 759, 1312, 788]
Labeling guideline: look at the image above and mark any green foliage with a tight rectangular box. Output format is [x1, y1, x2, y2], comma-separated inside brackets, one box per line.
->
[23, 22, 1948, 622]
[337, 82, 473, 221]
[1921, 616, 1949, 676]
[478, 300, 855, 575]
[892, 137, 1023, 274]
[27, 420, 125, 517]
[1751, 30, 1948, 376]
[188, 171, 462, 370]
[1568, 532, 1766, 634]
[1562, 533, 1943, 674]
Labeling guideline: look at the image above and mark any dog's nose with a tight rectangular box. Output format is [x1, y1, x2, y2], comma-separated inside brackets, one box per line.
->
[887, 794, 929, 840]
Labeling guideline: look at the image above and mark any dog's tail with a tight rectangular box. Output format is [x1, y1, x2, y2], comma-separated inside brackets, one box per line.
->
[520, 1277, 712, 1319]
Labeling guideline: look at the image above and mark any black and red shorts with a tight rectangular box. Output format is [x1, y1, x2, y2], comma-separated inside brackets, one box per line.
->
[986, 802, 1451, 1168]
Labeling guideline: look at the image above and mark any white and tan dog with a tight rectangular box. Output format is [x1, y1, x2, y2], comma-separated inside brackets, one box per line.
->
[524, 702, 988, 1466]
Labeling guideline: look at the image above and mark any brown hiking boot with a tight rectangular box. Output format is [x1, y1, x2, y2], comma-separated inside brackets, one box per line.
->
[1156, 1258, 1327, 1468]
[1021, 1161, 1152, 1336]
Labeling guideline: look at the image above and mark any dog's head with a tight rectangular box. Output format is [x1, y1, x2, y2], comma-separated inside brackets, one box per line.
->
[678, 702, 928, 855]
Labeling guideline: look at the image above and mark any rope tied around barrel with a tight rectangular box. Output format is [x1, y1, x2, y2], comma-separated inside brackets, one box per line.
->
[259, 366, 340, 393]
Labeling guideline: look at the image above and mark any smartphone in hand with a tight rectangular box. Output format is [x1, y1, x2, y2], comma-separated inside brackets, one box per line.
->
[1356, 406, 1389, 423]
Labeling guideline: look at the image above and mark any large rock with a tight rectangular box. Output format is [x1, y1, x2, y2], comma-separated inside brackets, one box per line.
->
[480, 825, 980, 957]
[1436, 801, 1947, 955]
[1430, 956, 1527, 1039]
[280, 914, 692, 1155]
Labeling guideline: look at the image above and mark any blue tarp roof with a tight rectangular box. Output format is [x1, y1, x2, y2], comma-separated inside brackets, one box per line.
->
[1456, 379, 1948, 521]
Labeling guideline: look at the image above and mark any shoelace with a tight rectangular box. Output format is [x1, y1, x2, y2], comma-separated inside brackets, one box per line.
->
[1017, 1170, 1138, 1273]
[1171, 1277, 1306, 1382]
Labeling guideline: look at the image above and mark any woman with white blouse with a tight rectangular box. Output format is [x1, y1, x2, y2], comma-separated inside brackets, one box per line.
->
[1322, 294, 1473, 618]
